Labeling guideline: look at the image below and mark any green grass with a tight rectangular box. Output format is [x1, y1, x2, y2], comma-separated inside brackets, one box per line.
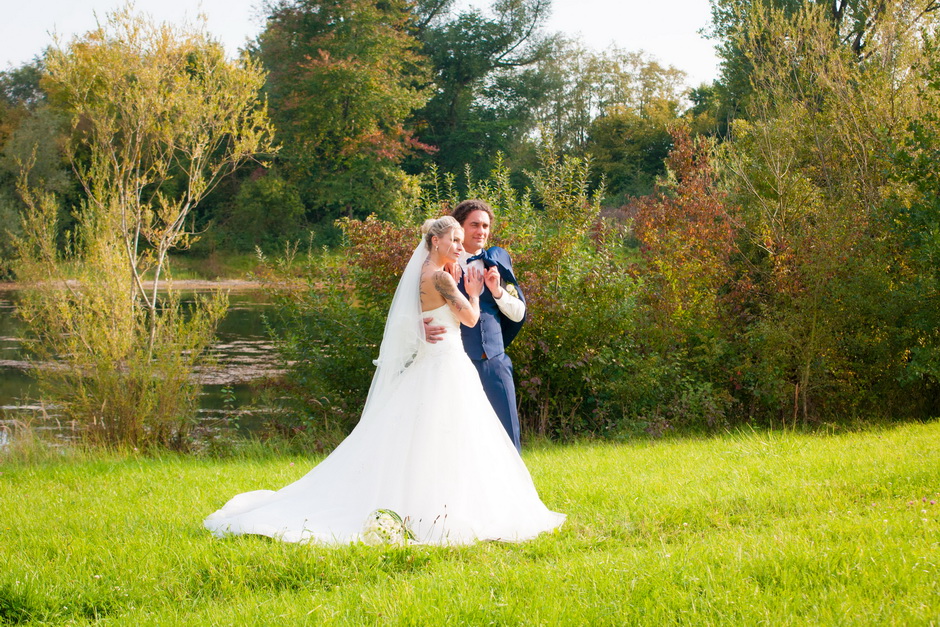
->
[162, 252, 263, 281]
[2, 422, 939, 625]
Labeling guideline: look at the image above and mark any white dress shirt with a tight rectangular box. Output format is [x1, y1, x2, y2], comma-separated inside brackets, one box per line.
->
[458, 251, 526, 322]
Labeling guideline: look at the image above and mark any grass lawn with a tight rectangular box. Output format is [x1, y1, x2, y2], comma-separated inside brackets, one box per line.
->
[1, 422, 938, 625]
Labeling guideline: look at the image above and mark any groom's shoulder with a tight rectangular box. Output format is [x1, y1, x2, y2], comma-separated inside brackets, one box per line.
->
[486, 246, 513, 265]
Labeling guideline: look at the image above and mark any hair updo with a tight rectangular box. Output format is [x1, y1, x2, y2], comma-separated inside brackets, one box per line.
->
[421, 216, 461, 251]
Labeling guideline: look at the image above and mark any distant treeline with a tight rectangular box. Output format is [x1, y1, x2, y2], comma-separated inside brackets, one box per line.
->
[3, 0, 940, 438]
[0, 0, 714, 263]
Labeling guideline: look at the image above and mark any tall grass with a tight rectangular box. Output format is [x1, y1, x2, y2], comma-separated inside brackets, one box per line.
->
[1, 422, 938, 624]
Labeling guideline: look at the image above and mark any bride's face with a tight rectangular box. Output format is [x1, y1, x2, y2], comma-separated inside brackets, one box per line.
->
[435, 227, 464, 262]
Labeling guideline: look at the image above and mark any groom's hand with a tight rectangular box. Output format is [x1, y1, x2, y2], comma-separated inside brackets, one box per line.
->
[423, 317, 446, 343]
[484, 266, 503, 298]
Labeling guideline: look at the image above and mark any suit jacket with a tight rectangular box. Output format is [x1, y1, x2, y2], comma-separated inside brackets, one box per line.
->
[459, 246, 526, 360]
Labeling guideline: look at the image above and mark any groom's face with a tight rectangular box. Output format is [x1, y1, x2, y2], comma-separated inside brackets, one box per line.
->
[461, 210, 490, 254]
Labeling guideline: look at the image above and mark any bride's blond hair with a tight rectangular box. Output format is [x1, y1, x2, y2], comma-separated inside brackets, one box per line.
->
[421, 216, 462, 251]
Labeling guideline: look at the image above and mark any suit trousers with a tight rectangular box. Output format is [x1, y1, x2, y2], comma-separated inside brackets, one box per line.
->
[471, 352, 521, 452]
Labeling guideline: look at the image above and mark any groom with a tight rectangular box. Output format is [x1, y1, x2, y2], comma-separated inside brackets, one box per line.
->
[425, 199, 526, 451]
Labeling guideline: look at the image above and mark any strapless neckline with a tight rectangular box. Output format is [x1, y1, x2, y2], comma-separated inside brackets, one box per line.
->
[421, 303, 450, 315]
[419, 303, 460, 336]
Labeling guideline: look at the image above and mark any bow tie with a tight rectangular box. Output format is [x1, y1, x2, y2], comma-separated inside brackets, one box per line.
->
[466, 250, 490, 265]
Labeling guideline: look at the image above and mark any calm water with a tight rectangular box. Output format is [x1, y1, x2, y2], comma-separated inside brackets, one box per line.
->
[0, 289, 282, 444]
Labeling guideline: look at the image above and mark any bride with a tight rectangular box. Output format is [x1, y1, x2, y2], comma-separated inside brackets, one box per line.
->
[204, 216, 565, 544]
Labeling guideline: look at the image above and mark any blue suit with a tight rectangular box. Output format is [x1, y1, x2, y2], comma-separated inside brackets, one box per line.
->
[459, 247, 525, 452]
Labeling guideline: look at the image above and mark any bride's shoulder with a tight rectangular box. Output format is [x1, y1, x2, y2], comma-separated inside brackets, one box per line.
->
[429, 270, 457, 288]
[420, 268, 455, 289]
[420, 266, 450, 280]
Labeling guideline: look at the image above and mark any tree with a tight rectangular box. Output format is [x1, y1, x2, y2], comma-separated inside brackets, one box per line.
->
[15, 7, 276, 445]
[0, 58, 63, 278]
[256, 0, 431, 224]
[414, 0, 556, 175]
[218, 170, 307, 253]
[0, 59, 45, 146]
[719, 1, 939, 422]
[529, 44, 686, 153]
[587, 99, 678, 200]
[707, 0, 940, 128]
[490, 41, 692, 201]
[526, 41, 604, 155]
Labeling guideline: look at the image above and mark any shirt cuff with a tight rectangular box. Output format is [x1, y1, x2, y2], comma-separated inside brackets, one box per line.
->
[494, 289, 526, 322]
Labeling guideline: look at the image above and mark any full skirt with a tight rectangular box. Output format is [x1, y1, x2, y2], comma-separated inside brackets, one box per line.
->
[204, 340, 564, 545]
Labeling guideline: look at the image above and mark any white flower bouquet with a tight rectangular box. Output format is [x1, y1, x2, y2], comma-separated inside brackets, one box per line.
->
[361, 509, 415, 545]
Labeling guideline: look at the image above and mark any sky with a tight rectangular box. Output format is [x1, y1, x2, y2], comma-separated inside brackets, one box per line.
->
[0, 0, 721, 87]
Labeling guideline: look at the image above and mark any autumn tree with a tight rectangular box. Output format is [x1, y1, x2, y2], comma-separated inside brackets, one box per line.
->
[256, 0, 431, 223]
[631, 126, 738, 428]
[719, 1, 940, 422]
[15, 8, 275, 445]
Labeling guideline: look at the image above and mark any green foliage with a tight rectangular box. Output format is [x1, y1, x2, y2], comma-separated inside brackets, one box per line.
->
[587, 101, 676, 200]
[0, 188, 21, 279]
[706, 0, 940, 131]
[527, 43, 693, 201]
[0, 106, 70, 196]
[880, 28, 940, 414]
[2, 424, 940, 623]
[0, 105, 77, 273]
[256, 0, 430, 223]
[413, 0, 556, 176]
[0, 60, 75, 280]
[216, 171, 307, 253]
[0, 58, 45, 145]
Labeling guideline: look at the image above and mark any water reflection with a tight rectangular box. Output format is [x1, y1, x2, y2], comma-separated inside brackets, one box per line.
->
[0, 289, 283, 444]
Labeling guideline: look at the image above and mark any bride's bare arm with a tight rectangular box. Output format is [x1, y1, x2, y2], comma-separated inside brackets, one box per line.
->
[433, 270, 480, 327]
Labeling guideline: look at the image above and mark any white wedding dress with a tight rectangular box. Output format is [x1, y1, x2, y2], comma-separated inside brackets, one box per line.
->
[204, 297, 565, 545]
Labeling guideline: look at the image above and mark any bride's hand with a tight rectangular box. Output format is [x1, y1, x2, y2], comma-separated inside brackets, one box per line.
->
[464, 266, 483, 299]
[444, 261, 462, 283]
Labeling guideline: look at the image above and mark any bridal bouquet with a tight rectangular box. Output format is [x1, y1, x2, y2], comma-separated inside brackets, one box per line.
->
[361, 509, 415, 545]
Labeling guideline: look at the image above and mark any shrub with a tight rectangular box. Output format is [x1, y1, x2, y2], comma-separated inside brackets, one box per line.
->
[258, 218, 418, 439]
[260, 143, 648, 441]
[630, 125, 738, 430]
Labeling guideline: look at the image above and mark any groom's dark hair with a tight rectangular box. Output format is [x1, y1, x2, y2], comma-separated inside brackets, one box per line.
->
[452, 199, 495, 226]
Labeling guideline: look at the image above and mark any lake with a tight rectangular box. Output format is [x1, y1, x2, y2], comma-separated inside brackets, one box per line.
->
[0, 287, 282, 445]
